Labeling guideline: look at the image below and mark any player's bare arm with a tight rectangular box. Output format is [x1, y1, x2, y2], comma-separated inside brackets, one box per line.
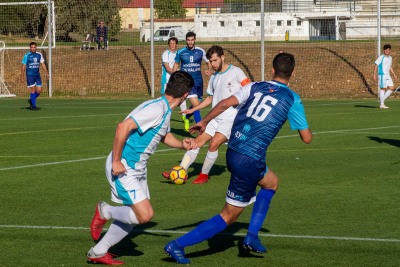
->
[112, 117, 138, 176]
[20, 64, 26, 83]
[41, 62, 50, 79]
[373, 65, 378, 81]
[189, 95, 239, 134]
[164, 62, 173, 73]
[205, 61, 212, 76]
[299, 128, 312, 144]
[161, 132, 198, 150]
[390, 66, 397, 79]
[179, 95, 213, 115]
[172, 62, 179, 73]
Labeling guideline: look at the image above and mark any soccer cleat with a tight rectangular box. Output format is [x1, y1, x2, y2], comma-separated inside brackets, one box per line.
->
[28, 99, 33, 109]
[90, 202, 108, 240]
[87, 247, 124, 265]
[162, 172, 170, 179]
[183, 117, 190, 132]
[243, 233, 267, 253]
[31, 106, 39, 111]
[192, 173, 209, 184]
[380, 104, 389, 109]
[164, 240, 191, 264]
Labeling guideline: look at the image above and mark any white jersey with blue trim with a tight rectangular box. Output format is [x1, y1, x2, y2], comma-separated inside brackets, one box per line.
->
[206, 65, 248, 120]
[229, 81, 309, 162]
[119, 96, 171, 173]
[161, 49, 177, 85]
[375, 55, 392, 75]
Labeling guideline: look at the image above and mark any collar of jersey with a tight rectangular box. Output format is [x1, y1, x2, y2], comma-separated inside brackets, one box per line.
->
[216, 64, 231, 75]
[161, 95, 172, 113]
[269, 80, 289, 89]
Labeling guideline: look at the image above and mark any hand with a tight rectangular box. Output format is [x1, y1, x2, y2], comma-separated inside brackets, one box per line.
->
[112, 161, 127, 176]
[205, 69, 212, 76]
[179, 108, 194, 115]
[189, 121, 207, 135]
[394, 74, 398, 80]
[46, 74, 50, 80]
[100, 37, 103, 41]
[183, 138, 198, 150]
[20, 77, 24, 84]
[373, 76, 376, 82]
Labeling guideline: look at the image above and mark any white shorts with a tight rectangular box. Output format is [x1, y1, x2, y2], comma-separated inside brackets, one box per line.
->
[105, 152, 150, 205]
[379, 74, 394, 88]
[205, 117, 234, 139]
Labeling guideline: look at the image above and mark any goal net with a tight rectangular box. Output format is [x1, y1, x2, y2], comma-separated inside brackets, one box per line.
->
[0, 41, 15, 97]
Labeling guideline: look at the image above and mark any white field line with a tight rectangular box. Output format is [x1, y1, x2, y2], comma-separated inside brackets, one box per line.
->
[0, 224, 398, 243]
[1, 126, 398, 171]
[303, 101, 375, 107]
[0, 113, 127, 121]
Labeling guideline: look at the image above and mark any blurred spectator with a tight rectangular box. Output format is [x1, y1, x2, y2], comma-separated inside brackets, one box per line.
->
[96, 21, 108, 50]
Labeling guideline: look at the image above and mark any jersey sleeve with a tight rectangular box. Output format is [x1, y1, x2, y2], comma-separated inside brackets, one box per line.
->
[130, 105, 163, 134]
[287, 95, 309, 131]
[232, 82, 254, 105]
[374, 55, 383, 65]
[206, 75, 216, 96]
[201, 48, 209, 62]
[39, 53, 45, 63]
[162, 51, 169, 63]
[174, 50, 181, 63]
[233, 67, 250, 86]
[22, 54, 28, 64]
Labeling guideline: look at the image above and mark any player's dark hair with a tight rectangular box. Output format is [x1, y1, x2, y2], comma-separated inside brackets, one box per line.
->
[383, 44, 391, 50]
[186, 31, 196, 39]
[30, 42, 37, 47]
[206, 45, 224, 59]
[165, 71, 194, 98]
[273, 53, 295, 80]
[168, 37, 178, 45]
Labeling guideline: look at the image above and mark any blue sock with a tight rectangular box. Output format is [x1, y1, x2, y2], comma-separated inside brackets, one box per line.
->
[176, 214, 227, 248]
[35, 91, 40, 98]
[248, 189, 275, 236]
[193, 110, 201, 123]
[30, 93, 36, 107]
[186, 106, 193, 120]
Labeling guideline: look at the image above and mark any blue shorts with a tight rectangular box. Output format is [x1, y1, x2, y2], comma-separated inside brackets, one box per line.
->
[27, 74, 42, 88]
[226, 148, 268, 207]
[187, 83, 203, 99]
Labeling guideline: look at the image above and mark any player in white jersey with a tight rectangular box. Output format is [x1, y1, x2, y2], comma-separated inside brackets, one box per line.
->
[86, 71, 198, 265]
[373, 44, 397, 108]
[161, 37, 190, 130]
[162, 45, 250, 184]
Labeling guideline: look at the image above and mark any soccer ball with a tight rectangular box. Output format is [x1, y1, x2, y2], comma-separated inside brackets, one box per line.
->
[169, 166, 188, 185]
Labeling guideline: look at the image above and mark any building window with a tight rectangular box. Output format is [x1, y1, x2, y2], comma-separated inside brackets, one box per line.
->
[277, 20, 282, 26]
[287, 20, 292, 26]
[220, 21, 225, 27]
[255, 20, 260, 26]
[202, 21, 207, 27]
[297, 20, 302, 26]
[238, 21, 242, 27]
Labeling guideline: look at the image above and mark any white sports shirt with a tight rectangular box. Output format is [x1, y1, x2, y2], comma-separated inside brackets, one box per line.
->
[206, 65, 249, 120]
[161, 50, 177, 85]
[119, 96, 171, 173]
[375, 55, 392, 75]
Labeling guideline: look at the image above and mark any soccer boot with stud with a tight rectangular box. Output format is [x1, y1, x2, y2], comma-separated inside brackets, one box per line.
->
[28, 99, 33, 109]
[243, 232, 267, 253]
[192, 173, 209, 184]
[162, 172, 170, 179]
[164, 240, 191, 264]
[87, 247, 124, 265]
[90, 201, 109, 240]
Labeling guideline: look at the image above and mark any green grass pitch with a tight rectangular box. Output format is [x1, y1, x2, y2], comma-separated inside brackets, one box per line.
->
[0, 97, 399, 266]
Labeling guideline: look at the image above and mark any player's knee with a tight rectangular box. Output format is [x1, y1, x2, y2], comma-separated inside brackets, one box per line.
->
[209, 142, 219, 152]
[37, 88, 42, 94]
[30, 87, 35, 94]
[136, 209, 154, 224]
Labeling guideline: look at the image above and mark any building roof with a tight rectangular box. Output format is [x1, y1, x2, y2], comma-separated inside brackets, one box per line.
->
[120, 0, 224, 8]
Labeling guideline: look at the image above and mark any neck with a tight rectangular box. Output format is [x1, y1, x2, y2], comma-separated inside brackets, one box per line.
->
[169, 49, 175, 53]
[163, 94, 182, 111]
[218, 63, 230, 73]
[272, 77, 289, 85]
[187, 45, 194, 50]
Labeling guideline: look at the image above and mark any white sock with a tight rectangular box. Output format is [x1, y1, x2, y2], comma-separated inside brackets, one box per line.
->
[111, 205, 139, 225]
[93, 220, 133, 255]
[384, 90, 393, 101]
[101, 204, 114, 220]
[180, 148, 200, 170]
[180, 100, 187, 112]
[380, 90, 385, 104]
[201, 150, 218, 175]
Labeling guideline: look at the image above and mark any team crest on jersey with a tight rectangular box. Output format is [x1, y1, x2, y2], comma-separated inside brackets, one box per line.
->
[34, 58, 37, 63]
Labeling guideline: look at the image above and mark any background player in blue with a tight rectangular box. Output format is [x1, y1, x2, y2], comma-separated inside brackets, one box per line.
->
[173, 31, 212, 124]
[21, 42, 49, 111]
[164, 53, 312, 264]
[87, 71, 198, 265]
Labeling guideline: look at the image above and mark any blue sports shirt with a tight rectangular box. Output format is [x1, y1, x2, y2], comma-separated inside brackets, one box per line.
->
[22, 52, 44, 76]
[229, 81, 309, 162]
[175, 46, 208, 85]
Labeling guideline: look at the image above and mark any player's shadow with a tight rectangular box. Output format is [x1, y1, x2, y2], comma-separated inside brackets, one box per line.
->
[187, 162, 227, 181]
[169, 125, 193, 137]
[368, 136, 400, 148]
[162, 221, 268, 262]
[354, 105, 378, 108]
[22, 107, 42, 110]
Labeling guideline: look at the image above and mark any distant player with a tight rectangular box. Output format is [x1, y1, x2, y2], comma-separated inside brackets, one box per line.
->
[173, 32, 212, 126]
[162, 37, 190, 130]
[21, 42, 49, 111]
[373, 44, 397, 108]
[164, 53, 312, 264]
[162, 45, 250, 184]
[86, 71, 198, 265]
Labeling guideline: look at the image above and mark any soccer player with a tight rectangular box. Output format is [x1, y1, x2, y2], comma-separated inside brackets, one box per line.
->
[21, 42, 49, 111]
[173, 32, 212, 125]
[162, 37, 190, 130]
[373, 44, 397, 108]
[86, 71, 198, 265]
[164, 53, 312, 264]
[163, 45, 250, 184]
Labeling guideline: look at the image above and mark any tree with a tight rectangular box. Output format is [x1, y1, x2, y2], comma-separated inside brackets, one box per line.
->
[154, 0, 187, 19]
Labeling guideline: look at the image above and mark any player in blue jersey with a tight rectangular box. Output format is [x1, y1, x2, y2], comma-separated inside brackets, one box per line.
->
[21, 42, 49, 111]
[164, 53, 312, 264]
[173, 32, 212, 125]
[86, 71, 198, 265]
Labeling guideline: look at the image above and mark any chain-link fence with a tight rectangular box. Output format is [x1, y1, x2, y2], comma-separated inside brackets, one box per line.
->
[0, 0, 399, 98]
